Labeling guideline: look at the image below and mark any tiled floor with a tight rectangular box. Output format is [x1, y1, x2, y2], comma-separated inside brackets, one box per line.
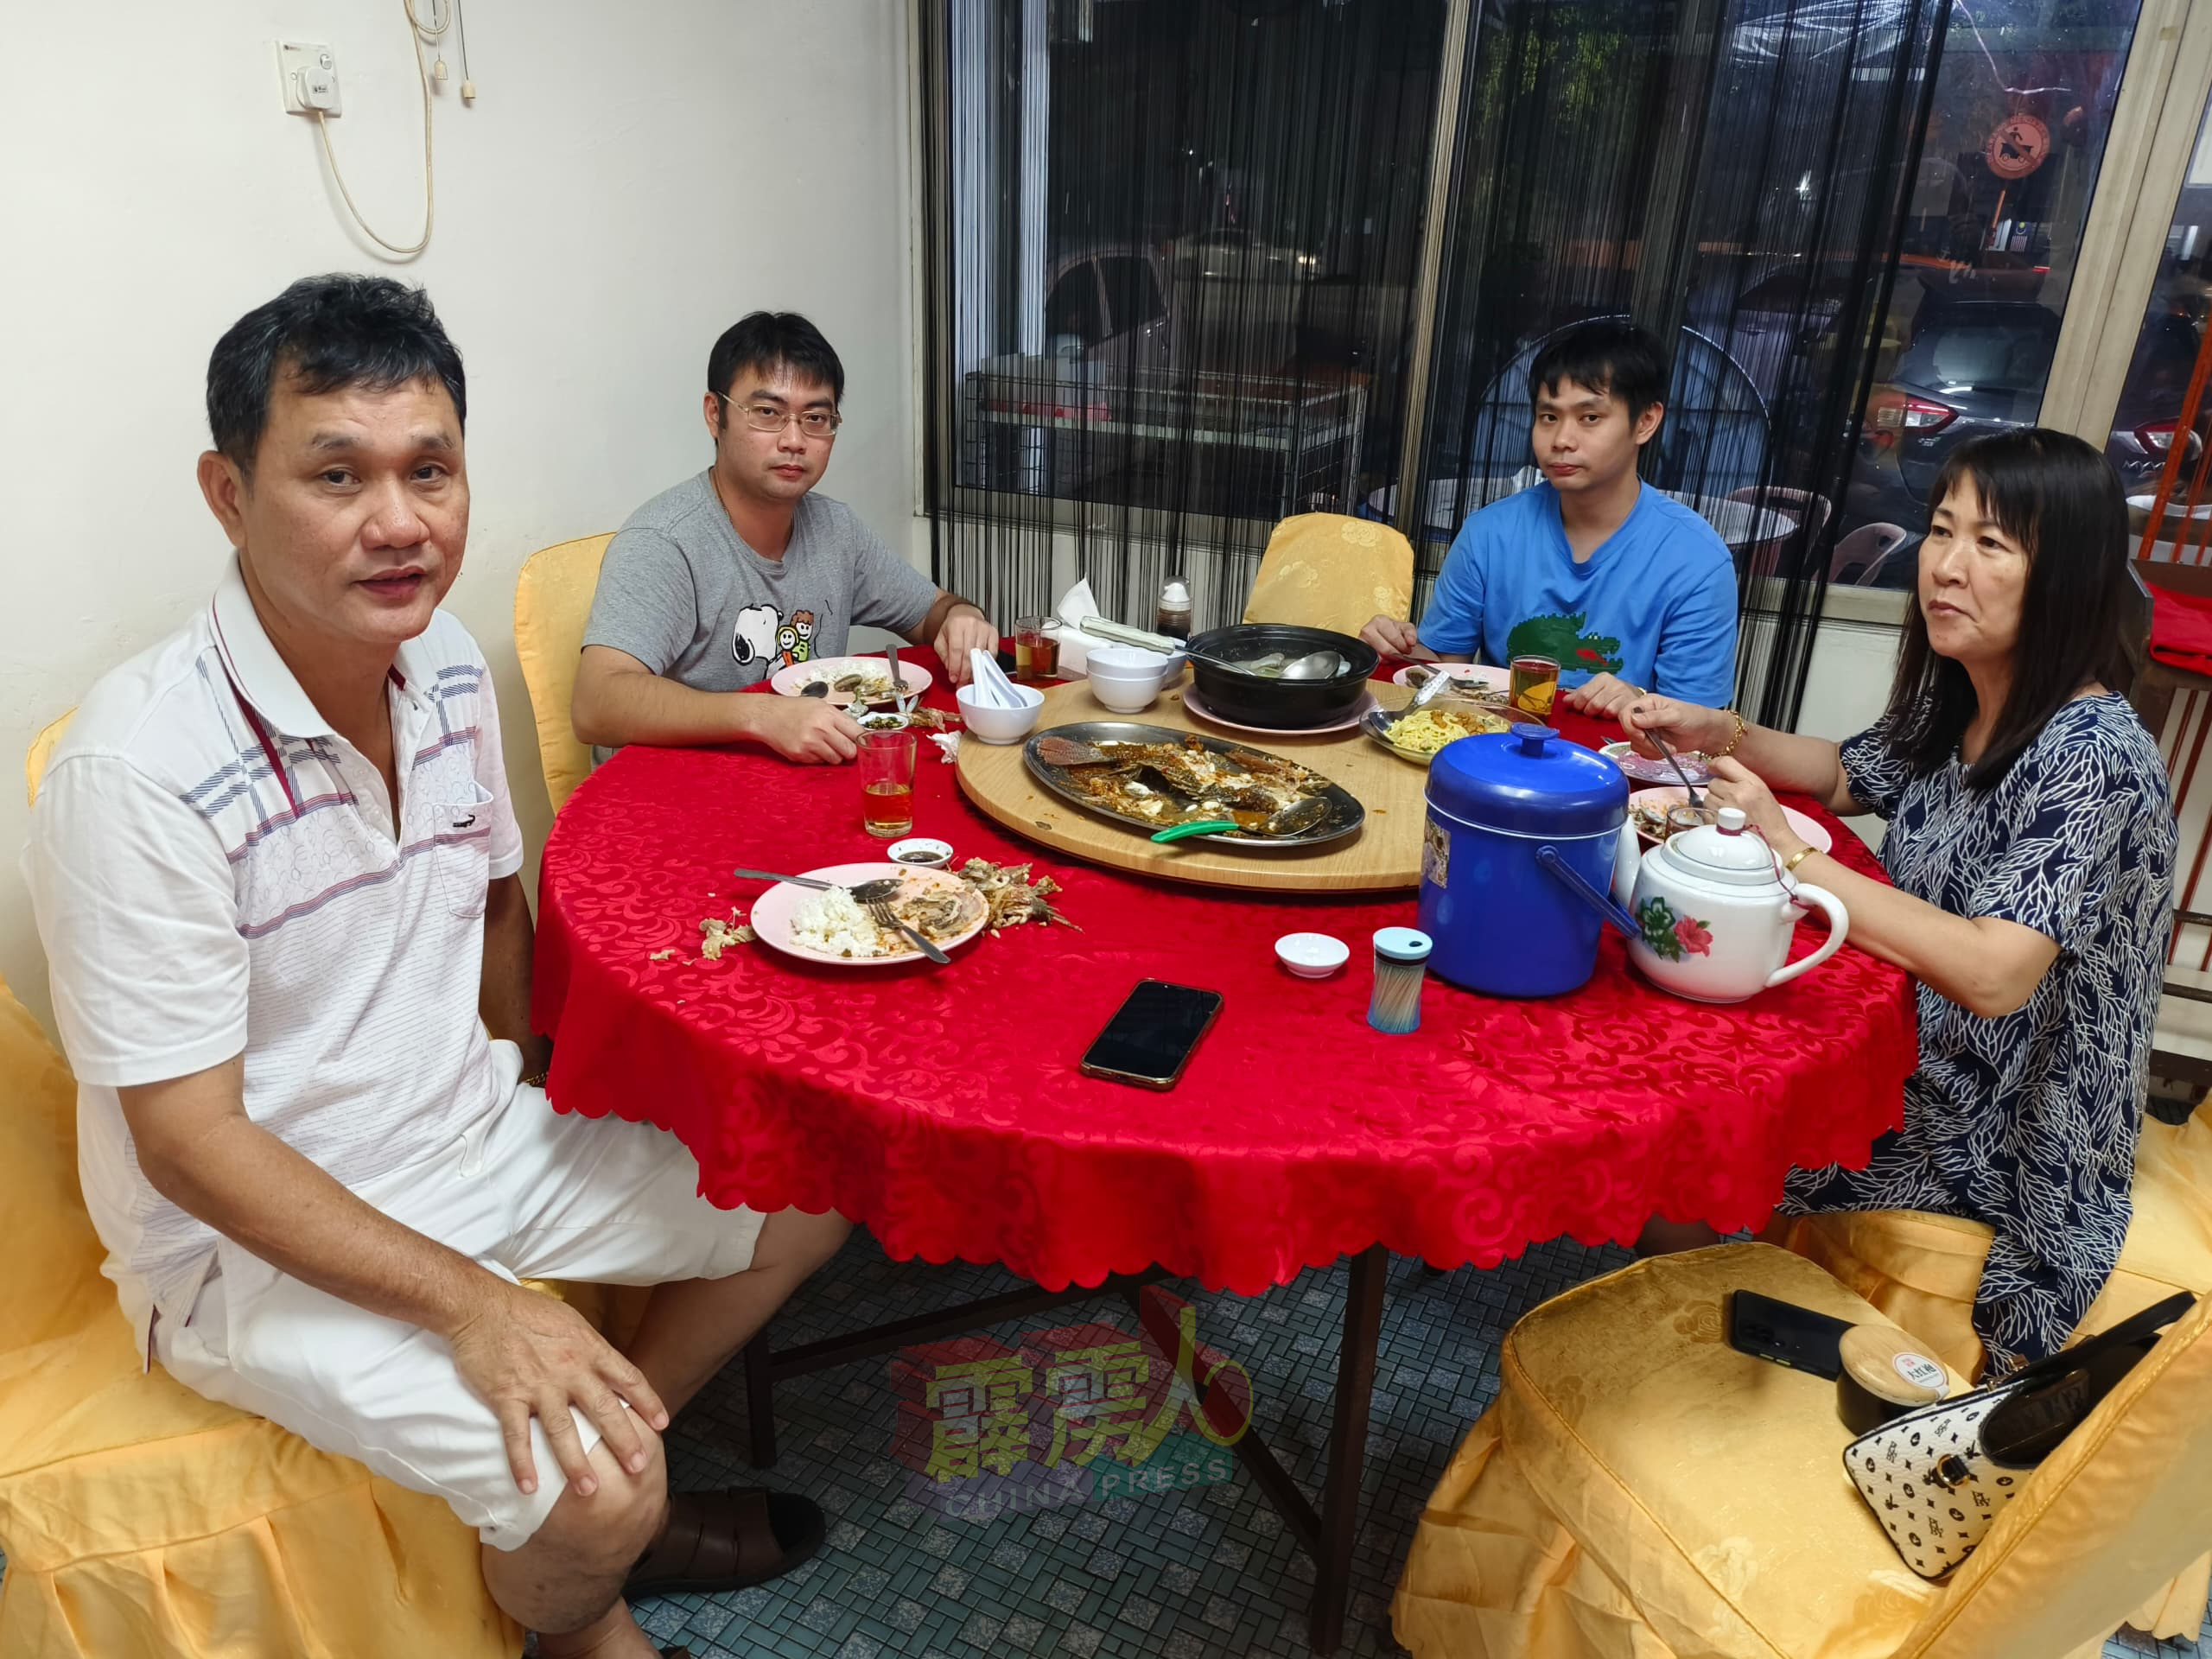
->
[4, 1236, 2202, 1656]
[625, 1236, 2212, 1659]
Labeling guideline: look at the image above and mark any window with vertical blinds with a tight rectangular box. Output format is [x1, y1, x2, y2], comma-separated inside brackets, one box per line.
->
[920, 0, 1955, 724]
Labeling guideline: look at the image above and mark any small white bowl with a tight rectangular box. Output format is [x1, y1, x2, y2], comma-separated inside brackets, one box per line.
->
[957, 682, 1045, 744]
[887, 837, 955, 868]
[1275, 931, 1351, 979]
[1088, 645, 1176, 679]
[1090, 678, 1160, 714]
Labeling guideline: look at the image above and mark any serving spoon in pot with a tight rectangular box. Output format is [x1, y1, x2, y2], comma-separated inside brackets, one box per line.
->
[1184, 644, 1344, 681]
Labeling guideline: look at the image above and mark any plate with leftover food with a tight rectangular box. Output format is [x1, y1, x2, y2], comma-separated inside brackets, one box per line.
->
[1023, 722, 1363, 849]
[770, 657, 934, 706]
[1361, 702, 1515, 765]
[1627, 787, 1832, 853]
[1602, 741, 1714, 786]
[748, 863, 988, 966]
[1389, 662, 1510, 699]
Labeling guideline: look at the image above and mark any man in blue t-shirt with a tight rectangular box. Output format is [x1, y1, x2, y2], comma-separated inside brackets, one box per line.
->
[1363, 320, 1738, 715]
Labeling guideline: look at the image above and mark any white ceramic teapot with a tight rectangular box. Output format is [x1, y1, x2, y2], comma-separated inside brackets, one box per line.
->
[1626, 806, 1849, 1003]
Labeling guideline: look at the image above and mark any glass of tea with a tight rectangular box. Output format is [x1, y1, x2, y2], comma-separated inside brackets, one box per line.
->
[1014, 616, 1061, 680]
[859, 728, 918, 837]
[1509, 655, 1561, 718]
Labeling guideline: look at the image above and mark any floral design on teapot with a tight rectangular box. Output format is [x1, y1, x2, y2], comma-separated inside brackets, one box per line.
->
[1634, 895, 1713, 961]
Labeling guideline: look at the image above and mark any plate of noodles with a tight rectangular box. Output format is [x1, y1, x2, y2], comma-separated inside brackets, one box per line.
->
[1361, 702, 1514, 765]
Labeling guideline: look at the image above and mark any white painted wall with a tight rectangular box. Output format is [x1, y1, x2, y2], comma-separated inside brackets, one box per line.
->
[0, 1, 918, 1027]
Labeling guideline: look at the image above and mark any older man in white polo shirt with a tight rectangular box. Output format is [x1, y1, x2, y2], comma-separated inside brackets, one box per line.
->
[26, 275, 849, 1659]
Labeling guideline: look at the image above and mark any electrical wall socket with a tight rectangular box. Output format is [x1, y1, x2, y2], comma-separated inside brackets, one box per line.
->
[277, 41, 342, 116]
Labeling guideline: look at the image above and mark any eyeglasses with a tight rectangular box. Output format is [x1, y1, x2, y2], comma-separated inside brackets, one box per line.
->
[717, 391, 842, 439]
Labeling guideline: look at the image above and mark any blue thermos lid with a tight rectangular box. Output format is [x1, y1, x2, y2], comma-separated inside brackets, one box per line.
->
[1426, 724, 1627, 837]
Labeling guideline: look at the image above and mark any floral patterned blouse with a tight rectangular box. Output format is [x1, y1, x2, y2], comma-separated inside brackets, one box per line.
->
[1779, 693, 2176, 1375]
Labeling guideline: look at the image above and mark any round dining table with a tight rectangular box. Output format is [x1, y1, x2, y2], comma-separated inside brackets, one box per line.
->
[531, 648, 1916, 1654]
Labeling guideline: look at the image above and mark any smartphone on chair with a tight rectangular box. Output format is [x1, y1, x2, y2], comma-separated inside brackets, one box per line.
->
[1726, 1289, 1851, 1380]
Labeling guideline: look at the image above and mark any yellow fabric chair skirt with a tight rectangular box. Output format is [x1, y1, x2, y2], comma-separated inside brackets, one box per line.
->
[1773, 1109, 2212, 1642]
[1393, 1245, 1961, 1659]
[1391, 1241, 2212, 1659]
[1239, 512, 1415, 637]
[0, 973, 524, 1658]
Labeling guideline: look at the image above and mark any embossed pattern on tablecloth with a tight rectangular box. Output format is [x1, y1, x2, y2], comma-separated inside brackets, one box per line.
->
[534, 653, 1916, 1293]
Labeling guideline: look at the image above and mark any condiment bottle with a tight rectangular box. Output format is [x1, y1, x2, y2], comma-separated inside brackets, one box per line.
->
[1837, 1325, 1949, 1434]
[1155, 575, 1192, 640]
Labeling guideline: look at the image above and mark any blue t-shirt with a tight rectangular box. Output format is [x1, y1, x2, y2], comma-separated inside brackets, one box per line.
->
[1416, 482, 1738, 706]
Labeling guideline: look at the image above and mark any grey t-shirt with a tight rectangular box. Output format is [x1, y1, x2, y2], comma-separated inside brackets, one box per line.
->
[582, 472, 939, 759]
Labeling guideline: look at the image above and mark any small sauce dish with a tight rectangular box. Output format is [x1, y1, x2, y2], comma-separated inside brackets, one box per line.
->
[1274, 931, 1351, 979]
[888, 837, 955, 868]
[856, 711, 912, 733]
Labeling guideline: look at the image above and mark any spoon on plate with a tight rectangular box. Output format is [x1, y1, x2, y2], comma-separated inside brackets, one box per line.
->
[728, 868, 952, 963]
[1649, 731, 1706, 810]
[1150, 797, 1329, 843]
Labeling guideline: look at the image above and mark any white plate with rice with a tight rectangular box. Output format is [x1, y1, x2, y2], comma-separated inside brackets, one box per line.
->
[747, 862, 989, 966]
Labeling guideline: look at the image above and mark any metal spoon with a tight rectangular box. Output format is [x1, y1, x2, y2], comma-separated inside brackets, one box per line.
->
[1185, 644, 1341, 681]
[1149, 796, 1328, 843]
[885, 643, 915, 715]
[726, 869, 952, 962]
[800, 680, 830, 698]
[1404, 664, 1458, 714]
[1649, 731, 1704, 810]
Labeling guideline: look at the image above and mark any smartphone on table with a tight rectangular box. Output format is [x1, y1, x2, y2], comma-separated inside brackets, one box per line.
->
[1079, 980, 1224, 1090]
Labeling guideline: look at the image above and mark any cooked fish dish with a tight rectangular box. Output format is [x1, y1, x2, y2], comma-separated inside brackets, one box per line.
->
[1052, 734, 1329, 834]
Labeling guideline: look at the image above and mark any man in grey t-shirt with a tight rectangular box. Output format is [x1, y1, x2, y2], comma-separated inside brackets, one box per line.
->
[574, 313, 997, 764]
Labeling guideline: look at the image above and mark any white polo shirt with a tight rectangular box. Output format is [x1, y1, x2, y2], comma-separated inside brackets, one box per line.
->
[26, 557, 524, 1344]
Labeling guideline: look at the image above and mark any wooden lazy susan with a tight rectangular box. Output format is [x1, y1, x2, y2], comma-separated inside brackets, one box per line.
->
[955, 675, 1427, 893]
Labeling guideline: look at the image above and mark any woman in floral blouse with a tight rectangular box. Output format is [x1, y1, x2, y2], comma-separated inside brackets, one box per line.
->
[1624, 428, 2176, 1375]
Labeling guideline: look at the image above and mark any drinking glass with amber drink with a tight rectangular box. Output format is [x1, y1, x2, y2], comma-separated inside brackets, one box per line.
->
[859, 729, 918, 837]
[1014, 617, 1061, 681]
[1509, 655, 1560, 718]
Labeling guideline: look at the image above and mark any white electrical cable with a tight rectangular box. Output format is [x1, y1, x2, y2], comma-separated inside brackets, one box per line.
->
[314, 0, 445, 258]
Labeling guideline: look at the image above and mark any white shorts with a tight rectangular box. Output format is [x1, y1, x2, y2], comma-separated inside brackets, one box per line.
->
[148, 1052, 766, 1550]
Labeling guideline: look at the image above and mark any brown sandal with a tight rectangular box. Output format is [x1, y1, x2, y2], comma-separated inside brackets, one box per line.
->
[625, 1487, 825, 1599]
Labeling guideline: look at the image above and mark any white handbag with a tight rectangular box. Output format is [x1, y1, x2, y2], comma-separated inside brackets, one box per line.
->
[1843, 1292, 2192, 1580]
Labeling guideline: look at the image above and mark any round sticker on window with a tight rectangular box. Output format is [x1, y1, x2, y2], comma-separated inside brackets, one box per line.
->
[1892, 1351, 1947, 1392]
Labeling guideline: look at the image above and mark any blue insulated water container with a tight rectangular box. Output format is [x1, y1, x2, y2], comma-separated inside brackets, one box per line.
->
[1417, 726, 1628, 997]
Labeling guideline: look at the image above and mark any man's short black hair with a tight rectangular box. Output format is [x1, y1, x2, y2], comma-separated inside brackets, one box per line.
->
[1528, 318, 1669, 419]
[206, 275, 466, 475]
[708, 311, 845, 423]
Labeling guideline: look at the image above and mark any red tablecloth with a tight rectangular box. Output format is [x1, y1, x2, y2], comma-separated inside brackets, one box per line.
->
[534, 652, 1916, 1295]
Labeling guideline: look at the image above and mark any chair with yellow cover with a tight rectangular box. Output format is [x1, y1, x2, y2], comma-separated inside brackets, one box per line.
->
[24, 709, 73, 808]
[1390, 1241, 2212, 1659]
[1240, 512, 1415, 637]
[1770, 1108, 2212, 1639]
[0, 964, 524, 1658]
[512, 531, 614, 814]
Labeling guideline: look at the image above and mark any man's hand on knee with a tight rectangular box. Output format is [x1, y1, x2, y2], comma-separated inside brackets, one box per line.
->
[448, 1277, 671, 1497]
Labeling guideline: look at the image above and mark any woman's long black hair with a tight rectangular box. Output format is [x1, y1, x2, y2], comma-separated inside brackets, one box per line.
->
[1884, 427, 2136, 789]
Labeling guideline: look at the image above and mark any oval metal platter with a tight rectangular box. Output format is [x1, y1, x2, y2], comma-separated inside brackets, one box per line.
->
[1020, 720, 1364, 851]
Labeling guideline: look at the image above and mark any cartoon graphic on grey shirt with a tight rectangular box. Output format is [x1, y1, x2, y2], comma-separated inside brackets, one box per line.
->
[733, 603, 780, 669]
[583, 472, 938, 760]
